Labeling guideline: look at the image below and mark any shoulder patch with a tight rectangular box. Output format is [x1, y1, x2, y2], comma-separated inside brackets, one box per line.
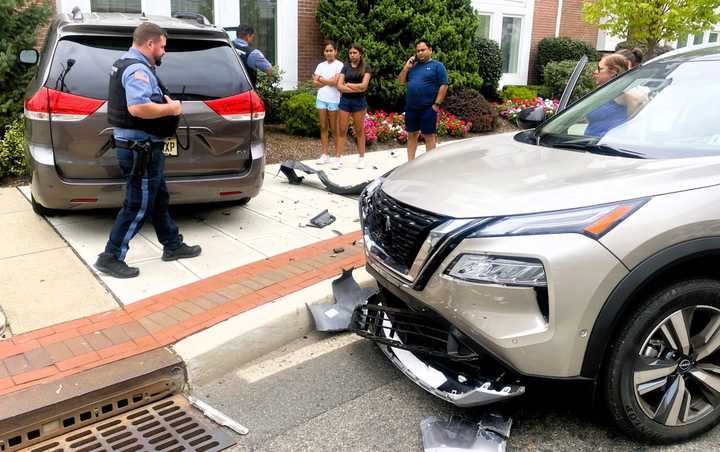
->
[133, 71, 149, 83]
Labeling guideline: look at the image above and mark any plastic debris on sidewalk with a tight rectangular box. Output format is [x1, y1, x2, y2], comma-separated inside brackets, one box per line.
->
[421, 413, 512, 452]
[307, 209, 336, 228]
[278, 160, 372, 195]
[308, 268, 378, 332]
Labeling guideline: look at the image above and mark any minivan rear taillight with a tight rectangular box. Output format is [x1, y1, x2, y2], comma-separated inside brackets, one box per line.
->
[24, 87, 104, 121]
[204, 91, 265, 121]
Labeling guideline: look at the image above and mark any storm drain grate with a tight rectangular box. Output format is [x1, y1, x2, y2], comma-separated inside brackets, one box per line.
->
[21, 395, 235, 452]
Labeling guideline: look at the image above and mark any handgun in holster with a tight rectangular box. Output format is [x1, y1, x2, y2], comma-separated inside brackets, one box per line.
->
[129, 140, 153, 177]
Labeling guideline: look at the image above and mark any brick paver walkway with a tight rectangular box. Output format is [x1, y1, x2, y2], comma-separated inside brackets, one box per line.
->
[0, 231, 364, 397]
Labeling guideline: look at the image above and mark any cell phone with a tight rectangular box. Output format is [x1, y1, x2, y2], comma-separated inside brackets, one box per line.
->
[409, 56, 417, 64]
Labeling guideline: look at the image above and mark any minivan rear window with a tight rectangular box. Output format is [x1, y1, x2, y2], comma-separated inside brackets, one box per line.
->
[46, 35, 250, 100]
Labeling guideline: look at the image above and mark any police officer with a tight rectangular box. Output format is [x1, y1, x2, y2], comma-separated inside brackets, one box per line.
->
[232, 24, 273, 87]
[94, 22, 201, 279]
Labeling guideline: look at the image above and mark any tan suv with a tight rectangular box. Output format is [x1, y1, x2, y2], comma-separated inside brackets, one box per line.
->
[354, 44, 720, 444]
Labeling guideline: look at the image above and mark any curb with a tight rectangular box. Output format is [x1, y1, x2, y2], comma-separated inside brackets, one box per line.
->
[173, 267, 376, 386]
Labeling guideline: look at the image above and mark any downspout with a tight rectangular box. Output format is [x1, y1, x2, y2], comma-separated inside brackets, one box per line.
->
[555, 0, 563, 37]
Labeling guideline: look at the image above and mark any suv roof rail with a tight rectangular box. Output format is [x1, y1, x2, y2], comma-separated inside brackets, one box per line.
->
[172, 12, 210, 25]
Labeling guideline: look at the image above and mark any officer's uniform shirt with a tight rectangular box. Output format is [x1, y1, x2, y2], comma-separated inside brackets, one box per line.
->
[113, 47, 165, 143]
[232, 38, 272, 73]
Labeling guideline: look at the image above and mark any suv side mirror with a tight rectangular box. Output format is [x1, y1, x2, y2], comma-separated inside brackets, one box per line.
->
[19, 49, 39, 65]
[517, 106, 546, 130]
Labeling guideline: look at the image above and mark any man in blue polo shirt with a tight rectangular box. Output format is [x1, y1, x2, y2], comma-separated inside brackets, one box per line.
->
[399, 39, 448, 160]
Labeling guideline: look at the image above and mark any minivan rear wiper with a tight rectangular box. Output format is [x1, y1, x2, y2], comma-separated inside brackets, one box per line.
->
[551, 142, 646, 159]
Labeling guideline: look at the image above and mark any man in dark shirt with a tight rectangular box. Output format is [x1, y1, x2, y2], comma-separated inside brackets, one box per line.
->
[399, 39, 448, 160]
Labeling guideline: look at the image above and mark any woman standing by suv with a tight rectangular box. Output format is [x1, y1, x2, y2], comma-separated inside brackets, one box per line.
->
[313, 41, 343, 166]
[336, 43, 371, 170]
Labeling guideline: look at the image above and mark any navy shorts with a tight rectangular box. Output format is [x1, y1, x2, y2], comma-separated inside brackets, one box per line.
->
[339, 96, 368, 113]
[405, 106, 437, 134]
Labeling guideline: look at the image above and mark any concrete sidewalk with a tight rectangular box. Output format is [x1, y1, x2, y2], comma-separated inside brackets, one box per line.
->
[16, 144, 444, 305]
[0, 188, 117, 336]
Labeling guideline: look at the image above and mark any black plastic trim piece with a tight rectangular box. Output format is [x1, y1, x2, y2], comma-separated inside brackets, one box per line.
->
[580, 237, 720, 378]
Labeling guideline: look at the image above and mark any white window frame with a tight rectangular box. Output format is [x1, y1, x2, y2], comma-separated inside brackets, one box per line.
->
[471, 0, 535, 87]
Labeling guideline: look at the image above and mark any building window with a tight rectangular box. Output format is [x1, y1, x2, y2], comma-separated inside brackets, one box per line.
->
[710, 32, 719, 43]
[476, 14, 491, 40]
[501, 16, 522, 73]
[239, 0, 277, 64]
[91, 0, 141, 13]
[677, 33, 690, 48]
[172, 0, 214, 23]
[693, 32, 705, 45]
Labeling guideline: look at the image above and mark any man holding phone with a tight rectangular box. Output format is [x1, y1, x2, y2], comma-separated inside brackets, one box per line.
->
[399, 39, 448, 160]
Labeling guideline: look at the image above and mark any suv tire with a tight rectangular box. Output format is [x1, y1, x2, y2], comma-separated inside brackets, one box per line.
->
[605, 279, 720, 443]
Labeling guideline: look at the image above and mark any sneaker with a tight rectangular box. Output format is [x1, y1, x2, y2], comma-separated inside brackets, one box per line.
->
[356, 157, 366, 169]
[316, 154, 330, 165]
[162, 243, 202, 261]
[94, 252, 139, 279]
[331, 157, 343, 170]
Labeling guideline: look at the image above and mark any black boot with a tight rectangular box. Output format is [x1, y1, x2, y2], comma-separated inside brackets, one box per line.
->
[94, 252, 140, 278]
[162, 243, 202, 261]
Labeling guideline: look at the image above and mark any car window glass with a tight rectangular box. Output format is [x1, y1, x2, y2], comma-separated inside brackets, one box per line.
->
[537, 53, 720, 158]
[46, 35, 250, 100]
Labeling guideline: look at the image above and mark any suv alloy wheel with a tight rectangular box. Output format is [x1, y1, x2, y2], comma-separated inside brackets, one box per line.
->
[605, 280, 720, 443]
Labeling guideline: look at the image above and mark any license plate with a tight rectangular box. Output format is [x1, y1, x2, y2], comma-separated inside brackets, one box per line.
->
[163, 138, 178, 157]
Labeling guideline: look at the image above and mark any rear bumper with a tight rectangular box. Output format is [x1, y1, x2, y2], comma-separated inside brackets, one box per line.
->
[28, 143, 265, 210]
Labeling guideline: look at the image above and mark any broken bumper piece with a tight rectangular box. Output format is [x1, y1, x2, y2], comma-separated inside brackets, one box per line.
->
[352, 300, 525, 407]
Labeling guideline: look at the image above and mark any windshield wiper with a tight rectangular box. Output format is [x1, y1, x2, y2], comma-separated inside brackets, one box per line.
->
[550, 142, 646, 159]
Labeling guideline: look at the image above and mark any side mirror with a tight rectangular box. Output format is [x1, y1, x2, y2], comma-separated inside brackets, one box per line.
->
[19, 49, 39, 65]
[517, 106, 546, 130]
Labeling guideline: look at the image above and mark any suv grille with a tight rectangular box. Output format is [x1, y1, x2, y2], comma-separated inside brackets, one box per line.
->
[365, 189, 446, 273]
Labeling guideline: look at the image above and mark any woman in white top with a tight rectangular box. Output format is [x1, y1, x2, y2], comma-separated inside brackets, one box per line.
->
[313, 40, 344, 166]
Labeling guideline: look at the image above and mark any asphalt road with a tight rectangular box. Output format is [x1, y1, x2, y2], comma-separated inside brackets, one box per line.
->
[192, 332, 720, 451]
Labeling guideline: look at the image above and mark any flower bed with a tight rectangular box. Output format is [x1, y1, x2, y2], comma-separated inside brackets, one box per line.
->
[496, 97, 560, 124]
[350, 109, 472, 145]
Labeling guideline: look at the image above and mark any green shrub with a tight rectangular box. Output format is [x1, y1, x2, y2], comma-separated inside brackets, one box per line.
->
[317, 0, 481, 111]
[500, 85, 538, 102]
[281, 92, 320, 137]
[0, 118, 29, 179]
[0, 1, 52, 130]
[474, 38, 502, 100]
[536, 37, 599, 83]
[543, 60, 597, 101]
[444, 89, 497, 133]
[255, 67, 284, 124]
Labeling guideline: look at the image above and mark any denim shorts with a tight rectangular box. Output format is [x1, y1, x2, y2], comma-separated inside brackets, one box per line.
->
[405, 106, 438, 134]
[339, 96, 368, 113]
[316, 99, 339, 111]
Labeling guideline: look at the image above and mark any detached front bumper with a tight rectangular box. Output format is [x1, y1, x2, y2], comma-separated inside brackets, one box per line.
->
[352, 293, 525, 407]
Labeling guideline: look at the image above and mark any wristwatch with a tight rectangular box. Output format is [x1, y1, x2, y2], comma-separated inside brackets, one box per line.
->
[433, 102, 441, 107]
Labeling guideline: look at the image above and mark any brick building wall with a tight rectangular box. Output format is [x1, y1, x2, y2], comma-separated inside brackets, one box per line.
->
[297, 0, 325, 85]
[528, 0, 599, 83]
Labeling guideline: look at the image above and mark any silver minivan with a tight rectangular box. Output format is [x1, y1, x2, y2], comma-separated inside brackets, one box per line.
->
[21, 12, 265, 215]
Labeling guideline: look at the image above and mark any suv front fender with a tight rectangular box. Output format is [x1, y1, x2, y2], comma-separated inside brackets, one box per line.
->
[581, 237, 720, 378]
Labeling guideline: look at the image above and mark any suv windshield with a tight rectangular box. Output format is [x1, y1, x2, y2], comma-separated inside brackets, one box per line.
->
[536, 46, 720, 159]
[46, 35, 250, 100]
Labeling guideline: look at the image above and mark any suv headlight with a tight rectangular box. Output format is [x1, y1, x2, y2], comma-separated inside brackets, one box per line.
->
[445, 254, 546, 287]
[467, 198, 648, 239]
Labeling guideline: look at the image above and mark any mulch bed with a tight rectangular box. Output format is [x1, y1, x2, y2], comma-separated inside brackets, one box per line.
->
[264, 119, 519, 164]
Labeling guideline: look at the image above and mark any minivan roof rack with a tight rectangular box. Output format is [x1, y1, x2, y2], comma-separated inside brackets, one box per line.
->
[172, 12, 210, 25]
[70, 5, 83, 22]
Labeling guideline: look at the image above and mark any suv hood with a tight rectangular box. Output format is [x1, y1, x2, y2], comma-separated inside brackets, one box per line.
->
[381, 133, 720, 218]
